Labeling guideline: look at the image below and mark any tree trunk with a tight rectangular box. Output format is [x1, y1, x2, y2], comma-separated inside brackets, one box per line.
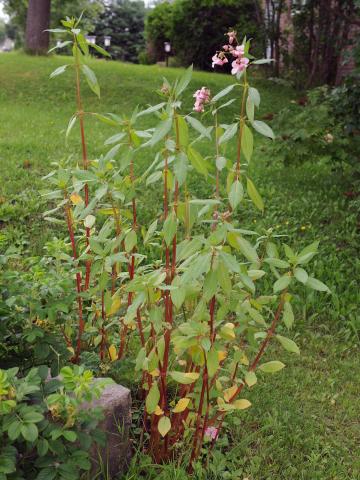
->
[25, 0, 51, 55]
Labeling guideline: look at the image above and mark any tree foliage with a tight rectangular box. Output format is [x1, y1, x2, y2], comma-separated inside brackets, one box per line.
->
[92, 0, 146, 63]
[145, 0, 262, 69]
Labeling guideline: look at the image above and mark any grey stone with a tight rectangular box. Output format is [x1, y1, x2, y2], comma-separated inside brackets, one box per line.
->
[87, 379, 132, 478]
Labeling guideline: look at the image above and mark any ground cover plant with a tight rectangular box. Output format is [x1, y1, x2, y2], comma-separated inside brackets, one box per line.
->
[0, 20, 359, 480]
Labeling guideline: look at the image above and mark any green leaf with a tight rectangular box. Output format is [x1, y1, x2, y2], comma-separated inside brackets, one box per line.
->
[276, 335, 300, 354]
[125, 230, 137, 253]
[49, 64, 68, 79]
[259, 361, 285, 373]
[176, 115, 189, 148]
[297, 241, 319, 264]
[212, 83, 236, 102]
[171, 277, 186, 309]
[144, 219, 158, 244]
[169, 371, 200, 384]
[216, 156, 227, 171]
[251, 120, 274, 140]
[203, 270, 218, 301]
[146, 383, 160, 414]
[163, 213, 177, 246]
[283, 301, 294, 329]
[146, 170, 162, 186]
[306, 277, 330, 292]
[246, 177, 264, 211]
[90, 42, 111, 57]
[273, 275, 291, 292]
[248, 87, 260, 107]
[137, 102, 166, 118]
[21, 423, 38, 442]
[207, 349, 219, 377]
[219, 123, 238, 145]
[245, 371, 257, 387]
[229, 180, 244, 210]
[149, 117, 173, 146]
[37, 438, 49, 457]
[242, 123, 253, 162]
[81, 64, 100, 97]
[77, 33, 89, 55]
[8, 421, 22, 440]
[104, 132, 127, 145]
[228, 232, 259, 264]
[22, 411, 44, 423]
[174, 152, 188, 186]
[252, 58, 274, 64]
[294, 267, 308, 284]
[186, 115, 211, 138]
[264, 258, 290, 268]
[63, 430, 77, 442]
[187, 146, 208, 177]
[246, 96, 254, 122]
[175, 64, 193, 97]
[158, 416, 171, 437]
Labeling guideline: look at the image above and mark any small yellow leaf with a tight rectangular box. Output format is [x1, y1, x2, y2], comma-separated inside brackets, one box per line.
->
[150, 369, 160, 377]
[172, 398, 190, 413]
[158, 416, 171, 437]
[216, 379, 223, 391]
[233, 399, 251, 410]
[218, 351, 227, 362]
[67, 347, 75, 356]
[154, 405, 164, 416]
[108, 344, 117, 362]
[240, 352, 249, 366]
[70, 193, 83, 205]
[223, 385, 238, 403]
[109, 296, 121, 316]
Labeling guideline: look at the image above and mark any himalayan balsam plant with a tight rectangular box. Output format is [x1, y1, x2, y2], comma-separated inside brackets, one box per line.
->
[44, 19, 330, 469]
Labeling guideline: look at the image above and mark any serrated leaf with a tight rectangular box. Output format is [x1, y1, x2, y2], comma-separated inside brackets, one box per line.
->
[81, 65, 100, 98]
[158, 416, 171, 437]
[259, 361, 285, 373]
[229, 180, 243, 210]
[187, 146, 208, 177]
[248, 87, 260, 107]
[212, 83, 236, 102]
[251, 120, 274, 139]
[276, 335, 300, 354]
[246, 177, 264, 211]
[219, 123, 238, 145]
[50, 64, 68, 79]
[264, 258, 290, 268]
[175, 64, 193, 97]
[306, 277, 330, 292]
[242, 123, 253, 162]
[163, 212, 177, 246]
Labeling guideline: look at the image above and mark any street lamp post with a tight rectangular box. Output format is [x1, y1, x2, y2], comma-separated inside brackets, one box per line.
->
[164, 42, 171, 67]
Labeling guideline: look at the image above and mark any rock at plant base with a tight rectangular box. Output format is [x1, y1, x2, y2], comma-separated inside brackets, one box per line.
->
[87, 379, 132, 477]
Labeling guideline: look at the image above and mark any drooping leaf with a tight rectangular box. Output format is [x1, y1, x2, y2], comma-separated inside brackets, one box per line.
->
[169, 371, 199, 384]
[229, 180, 244, 210]
[146, 383, 160, 414]
[219, 123, 238, 145]
[50, 64, 69, 79]
[246, 177, 264, 211]
[172, 398, 190, 413]
[81, 65, 100, 97]
[158, 416, 171, 437]
[242, 123, 253, 162]
[187, 146, 208, 177]
[273, 275, 291, 293]
[149, 117, 173, 146]
[251, 120, 274, 140]
[163, 212, 177, 246]
[306, 277, 330, 292]
[276, 335, 300, 354]
[283, 301, 294, 329]
[245, 371, 257, 387]
[248, 87, 260, 107]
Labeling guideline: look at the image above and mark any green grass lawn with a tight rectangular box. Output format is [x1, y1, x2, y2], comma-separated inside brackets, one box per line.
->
[0, 53, 359, 479]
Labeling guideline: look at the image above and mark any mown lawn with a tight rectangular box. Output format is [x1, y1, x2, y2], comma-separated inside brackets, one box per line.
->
[0, 53, 359, 479]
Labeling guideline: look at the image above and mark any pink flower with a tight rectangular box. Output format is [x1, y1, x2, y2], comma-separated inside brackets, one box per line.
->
[227, 30, 236, 44]
[204, 426, 218, 440]
[193, 87, 211, 113]
[223, 44, 230, 51]
[232, 45, 245, 58]
[212, 54, 228, 68]
[231, 57, 249, 75]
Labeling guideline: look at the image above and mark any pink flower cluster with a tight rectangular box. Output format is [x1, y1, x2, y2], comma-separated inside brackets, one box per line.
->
[204, 426, 218, 440]
[211, 31, 250, 76]
[193, 86, 211, 113]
